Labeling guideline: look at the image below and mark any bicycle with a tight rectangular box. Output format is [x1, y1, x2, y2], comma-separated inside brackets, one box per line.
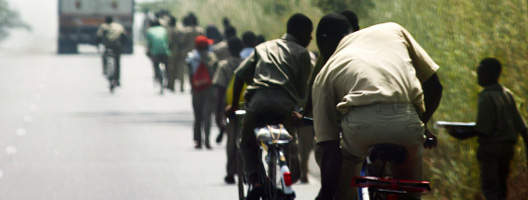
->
[103, 49, 118, 93]
[351, 143, 431, 200]
[234, 110, 296, 200]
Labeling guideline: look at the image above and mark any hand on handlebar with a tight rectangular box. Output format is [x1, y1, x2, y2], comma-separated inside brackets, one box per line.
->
[225, 105, 238, 118]
[291, 111, 303, 126]
[423, 128, 438, 149]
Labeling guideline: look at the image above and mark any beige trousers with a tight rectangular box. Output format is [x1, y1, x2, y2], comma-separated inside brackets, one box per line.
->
[336, 103, 426, 200]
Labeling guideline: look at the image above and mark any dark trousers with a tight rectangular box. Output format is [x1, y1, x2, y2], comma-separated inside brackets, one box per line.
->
[152, 55, 169, 80]
[226, 119, 238, 176]
[192, 87, 215, 146]
[477, 143, 515, 200]
[239, 89, 300, 183]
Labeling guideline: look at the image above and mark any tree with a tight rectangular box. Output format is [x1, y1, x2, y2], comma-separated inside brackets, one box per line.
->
[0, 0, 30, 41]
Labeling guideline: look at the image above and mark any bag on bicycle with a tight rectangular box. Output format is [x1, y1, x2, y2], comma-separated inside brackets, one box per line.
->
[191, 62, 212, 91]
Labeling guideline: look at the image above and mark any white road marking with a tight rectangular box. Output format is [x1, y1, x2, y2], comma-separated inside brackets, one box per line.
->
[24, 115, 33, 122]
[30, 104, 37, 111]
[6, 146, 17, 155]
[16, 128, 26, 136]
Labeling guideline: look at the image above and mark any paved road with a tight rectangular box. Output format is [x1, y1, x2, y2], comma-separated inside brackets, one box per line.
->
[0, 47, 320, 200]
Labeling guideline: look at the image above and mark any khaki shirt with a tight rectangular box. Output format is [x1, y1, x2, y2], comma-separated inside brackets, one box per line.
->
[312, 22, 439, 142]
[234, 34, 312, 104]
[212, 56, 242, 88]
[212, 41, 231, 61]
[475, 84, 527, 144]
[180, 26, 205, 57]
[96, 22, 125, 45]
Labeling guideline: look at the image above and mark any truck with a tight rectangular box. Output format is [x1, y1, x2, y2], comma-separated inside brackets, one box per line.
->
[58, 0, 134, 54]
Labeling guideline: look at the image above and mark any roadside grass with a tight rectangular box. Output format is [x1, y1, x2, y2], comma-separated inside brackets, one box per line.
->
[144, 0, 528, 199]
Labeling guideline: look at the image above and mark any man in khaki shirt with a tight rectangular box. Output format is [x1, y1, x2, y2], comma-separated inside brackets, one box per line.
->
[312, 14, 443, 200]
[226, 13, 313, 197]
[96, 16, 127, 86]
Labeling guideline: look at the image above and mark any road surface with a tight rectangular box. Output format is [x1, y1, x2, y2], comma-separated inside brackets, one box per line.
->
[0, 46, 321, 200]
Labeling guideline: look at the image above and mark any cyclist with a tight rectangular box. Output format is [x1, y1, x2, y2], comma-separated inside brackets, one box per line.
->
[96, 16, 127, 86]
[226, 13, 313, 198]
[312, 14, 443, 200]
[146, 20, 171, 84]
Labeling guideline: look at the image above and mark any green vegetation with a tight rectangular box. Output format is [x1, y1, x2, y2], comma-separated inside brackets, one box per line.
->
[143, 0, 528, 198]
[0, 0, 29, 41]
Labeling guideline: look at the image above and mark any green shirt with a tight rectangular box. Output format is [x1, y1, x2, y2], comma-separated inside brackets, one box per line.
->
[475, 84, 527, 144]
[234, 34, 312, 104]
[146, 26, 170, 56]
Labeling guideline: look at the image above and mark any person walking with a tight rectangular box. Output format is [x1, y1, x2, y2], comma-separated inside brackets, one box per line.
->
[447, 58, 528, 200]
[186, 35, 218, 149]
[212, 37, 244, 183]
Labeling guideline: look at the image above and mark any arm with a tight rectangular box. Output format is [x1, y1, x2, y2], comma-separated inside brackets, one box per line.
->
[421, 73, 443, 124]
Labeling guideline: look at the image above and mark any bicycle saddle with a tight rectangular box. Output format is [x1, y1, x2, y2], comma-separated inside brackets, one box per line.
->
[254, 124, 292, 143]
[368, 143, 408, 165]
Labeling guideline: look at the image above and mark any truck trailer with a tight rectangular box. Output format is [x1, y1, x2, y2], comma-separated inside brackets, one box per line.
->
[58, 0, 134, 54]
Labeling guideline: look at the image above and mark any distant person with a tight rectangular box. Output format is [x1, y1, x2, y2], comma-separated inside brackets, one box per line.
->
[312, 14, 443, 200]
[96, 16, 127, 86]
[447, 58, 527, 200]
[211, 37, 244, 183]
[167, 16, 181, 92]
[145, 20, 171, 83]
[225, 13, 313, 198]
[212, 26, 237, 61]
[240, 31, 257, 59]
[177, 13, 205, 92]
[186, 35, 218, 149]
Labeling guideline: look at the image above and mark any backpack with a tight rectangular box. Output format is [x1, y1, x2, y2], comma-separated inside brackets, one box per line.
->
[191, 62, 212, 91]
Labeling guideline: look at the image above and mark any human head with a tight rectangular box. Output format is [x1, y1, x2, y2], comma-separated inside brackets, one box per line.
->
[286, 13, 313, 48]
[256, 34, 266, 45]
[340, 10, 360, 32]
[169, 16, 177, 27]
[150, 19, 161, 27]
[242, 31, 257, 48]
[477, 57, 502, 87]
[195, 35, 213, 50]
[105, 16, 113, 24]
[206, 25, 223, 44]
[187, 12, 198, 26]
[223, 17, 230, 28]
[224, 26, 237, 39]
[227, 37, 243, 58]
[316, 13, 352, 59]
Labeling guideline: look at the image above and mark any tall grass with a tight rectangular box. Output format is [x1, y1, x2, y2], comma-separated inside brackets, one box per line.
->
[144, 0, 528, 199]
[361, 1, 528, 199]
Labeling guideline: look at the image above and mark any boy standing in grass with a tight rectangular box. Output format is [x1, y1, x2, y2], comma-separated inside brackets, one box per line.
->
[449, 58, 528, 200]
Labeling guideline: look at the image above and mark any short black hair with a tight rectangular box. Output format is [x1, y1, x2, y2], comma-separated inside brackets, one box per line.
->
[169, 16, 177, 26]
[187, 12, 198, 26]
[479, 57, 502, 79]
[224, 26, 237, 39]
[105, 16, 113, 24]
[223, 17, 230, 27]
[242, 31, 257, 48]
[206, 25, 223, 44]
[151, 19, 161, 27]
[286, 13, 313, 36]
[256, 34, 266, 45]
[340, 10, 360, 31]
[227, 37, 244, 58]
[316, 13, 352, 57]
